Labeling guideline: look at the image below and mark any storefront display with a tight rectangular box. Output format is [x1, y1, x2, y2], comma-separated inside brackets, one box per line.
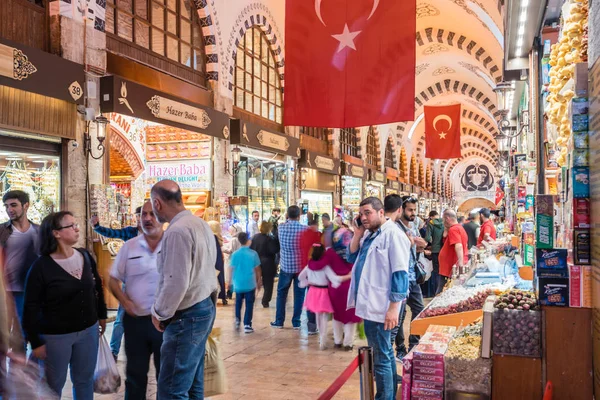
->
[300, 191, 333, 220]
[297, 150, 339, 227]
[365, 169, 386, 199]
[386, 179, 400, 195]
[0, 143, 61, 223]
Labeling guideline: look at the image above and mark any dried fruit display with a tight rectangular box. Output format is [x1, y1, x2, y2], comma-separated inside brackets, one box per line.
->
[546, 0, 589, 165]
[420, 289, 493, 318]
[492, 308, 542, 358]
[494, 289, 540, 311]
[445, 323, 492, 396]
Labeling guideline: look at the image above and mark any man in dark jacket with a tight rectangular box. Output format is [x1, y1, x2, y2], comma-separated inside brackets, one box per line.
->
[424, 211, 444, 297]
[463, 212, 480, 250]
[1, 190, 40, 355]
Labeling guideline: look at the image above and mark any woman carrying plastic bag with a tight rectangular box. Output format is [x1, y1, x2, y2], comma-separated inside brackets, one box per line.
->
[93, 335, 121, 394]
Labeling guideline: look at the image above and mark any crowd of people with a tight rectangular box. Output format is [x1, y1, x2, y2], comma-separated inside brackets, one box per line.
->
[0, 183, 499, 400]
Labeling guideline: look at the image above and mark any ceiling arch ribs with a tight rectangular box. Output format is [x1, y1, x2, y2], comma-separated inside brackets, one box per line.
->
[416, 27, 502, 83]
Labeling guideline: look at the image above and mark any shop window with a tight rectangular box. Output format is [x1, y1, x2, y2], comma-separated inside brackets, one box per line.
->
[300, 127, 329, 142]
[105, 0, 205, 72]
[384, 138, 395, 169]
[366, 127, 379, 168]
[0, 149, 60, 224]
[340, 128, 359, 158]
[234, 27, 283, 124]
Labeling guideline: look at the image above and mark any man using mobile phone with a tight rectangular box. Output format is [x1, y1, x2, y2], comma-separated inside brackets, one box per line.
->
[347, 197, 411, 400]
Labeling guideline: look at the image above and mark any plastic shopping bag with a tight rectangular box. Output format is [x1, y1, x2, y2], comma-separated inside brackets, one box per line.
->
[419, 253, 434, 281]
[204, 333, 227, 397]
[93, 335, 121, 394]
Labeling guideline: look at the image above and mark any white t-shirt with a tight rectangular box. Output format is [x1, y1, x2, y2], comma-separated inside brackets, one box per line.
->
[110, 235, 161, 316]
[54, 251, 84, 280]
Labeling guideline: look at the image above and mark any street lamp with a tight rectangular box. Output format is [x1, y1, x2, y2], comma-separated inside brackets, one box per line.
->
[494, 81, 515, 133]
[225, 146, 243, 175]
[84, 115, 109, 160]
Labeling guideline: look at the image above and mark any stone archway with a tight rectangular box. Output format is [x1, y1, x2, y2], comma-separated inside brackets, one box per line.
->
[457, 197, 496, 214]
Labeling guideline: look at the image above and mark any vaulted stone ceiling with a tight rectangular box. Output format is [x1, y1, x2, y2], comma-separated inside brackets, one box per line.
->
[397, 0, 504, 183]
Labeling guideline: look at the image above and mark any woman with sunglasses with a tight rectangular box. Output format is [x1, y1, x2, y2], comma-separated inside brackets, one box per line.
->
[23, 211, 107, 400]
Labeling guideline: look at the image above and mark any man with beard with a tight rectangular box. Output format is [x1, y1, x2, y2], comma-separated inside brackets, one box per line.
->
[150, 180, 218, 399]
[109, 201, 164, 399]
[0, 190, 40, 355]
[347, 197, 410, 400]
[477, 208, 497, 246]
[393, 196, 426, 360]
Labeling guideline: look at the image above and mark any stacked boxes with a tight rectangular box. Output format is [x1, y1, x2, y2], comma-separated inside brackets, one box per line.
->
[536, 249, 569, 307]
[409, 326, 456, 400]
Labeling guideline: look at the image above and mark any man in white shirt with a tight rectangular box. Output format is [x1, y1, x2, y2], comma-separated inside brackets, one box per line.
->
[248, 210, 260, 238]
[109, 201, 164, 399]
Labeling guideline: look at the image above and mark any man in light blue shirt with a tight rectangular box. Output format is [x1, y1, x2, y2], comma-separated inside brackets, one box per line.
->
[347, 197, 411, 400]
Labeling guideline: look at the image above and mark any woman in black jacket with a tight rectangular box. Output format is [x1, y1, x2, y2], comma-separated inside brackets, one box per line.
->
[250, 221, 280, 308]
[23, 211, 107, 400]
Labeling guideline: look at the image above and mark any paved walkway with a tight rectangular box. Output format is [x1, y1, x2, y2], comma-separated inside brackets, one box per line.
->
[60, 298, 416, 399]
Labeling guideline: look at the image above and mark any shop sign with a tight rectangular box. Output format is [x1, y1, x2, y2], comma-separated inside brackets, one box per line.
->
[146, 159, 211, 191]
[230, 119, 300, 158]
[100, 76, 230, 139]
[298, 150, 341, 174]
[524, 244, 534, 266]
[391, 181, 400, 190]
[342, 162, 366, 179]
[0, 37, 85, 104]
[369, 170, 385, 183]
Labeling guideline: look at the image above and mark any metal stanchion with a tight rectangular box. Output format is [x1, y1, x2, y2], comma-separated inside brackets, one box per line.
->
[358, 346, 374, 400]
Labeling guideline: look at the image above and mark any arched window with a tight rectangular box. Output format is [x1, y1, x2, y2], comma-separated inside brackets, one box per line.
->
[384, 138, 395, 169]
[340, 128, 359, 158]
[105, 0, 205, 72]
[234, 27, 283, 123]
[366, 127, 379, 168]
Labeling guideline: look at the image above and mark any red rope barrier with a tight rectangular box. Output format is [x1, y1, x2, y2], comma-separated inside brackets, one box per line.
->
[317, 355, 361, 400]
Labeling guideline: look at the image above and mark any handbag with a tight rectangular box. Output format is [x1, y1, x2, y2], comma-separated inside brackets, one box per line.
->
[398, 222, 427, 285]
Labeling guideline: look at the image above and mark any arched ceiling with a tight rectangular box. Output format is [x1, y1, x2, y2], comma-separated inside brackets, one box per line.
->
[390, 0, 504, 185]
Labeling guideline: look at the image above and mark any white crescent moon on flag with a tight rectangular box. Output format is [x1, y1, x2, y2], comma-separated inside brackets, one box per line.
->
[316, 0, 379, 25]
[433, 115, 452, 131]
[367, 0, 380, 20]
[315, 0, 325, 25]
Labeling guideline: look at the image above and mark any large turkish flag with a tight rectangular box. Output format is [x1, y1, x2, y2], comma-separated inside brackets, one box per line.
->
[284, 0, 416, 128]
[424, 104, 462, 159]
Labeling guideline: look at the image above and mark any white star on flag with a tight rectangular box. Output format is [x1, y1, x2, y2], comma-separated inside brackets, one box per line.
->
[332, 24, 361, 53]
[439, 132, 447, 139]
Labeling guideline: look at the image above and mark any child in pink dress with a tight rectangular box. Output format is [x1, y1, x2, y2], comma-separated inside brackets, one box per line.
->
[298, 244, 351, 350]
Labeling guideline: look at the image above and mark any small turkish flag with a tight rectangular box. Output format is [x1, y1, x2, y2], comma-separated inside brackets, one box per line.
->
[424, 104, 462, 159]
[284, 0, 416, 128]
[495, 185, 504, 206]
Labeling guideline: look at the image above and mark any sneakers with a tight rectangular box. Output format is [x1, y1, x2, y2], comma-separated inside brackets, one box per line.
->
[334, 343, 343, 349]
[293, 326, 301, 330]
[344, 345, 354, 352]
[270, 322, 284, 329]
[396, 348, 408, 362]
[308, 330, 319, 336]
[235, 319, 241, 330]
[244, 325, 254, 334]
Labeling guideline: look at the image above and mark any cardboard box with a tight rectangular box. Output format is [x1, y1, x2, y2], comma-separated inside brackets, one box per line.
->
[411, 387, 443, 399]
[572, 149, 589, 167]
[572, 131, 589, 149]
[569, 265, 582, 308]
[572, 114, 589, 132]
[569, 97, 589, 116]
[411, 380, 442, 390]
[574, 229, 591, 265]
[573, 198, 591, 228]
[412, 359, 444, 369]
[538, 277, 570, 307]
[536, 249, 568, 278]
[571, 167, 590, 198]
[402, 352, 413, 400]
[582, 265, 592, 308]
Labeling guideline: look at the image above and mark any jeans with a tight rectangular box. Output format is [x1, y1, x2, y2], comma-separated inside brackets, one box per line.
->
[273, 271, 305, 328]
[158, 296, 216, 400]
[110, 305, 125, 356]
[363, 320, 397, 400]
[393, 281, 425, 354]
[436, 274, 449, 295]
[235, 290, 256, 327]
[10, 291, 25, 353]
[43, 322, 99, 400]
[123, 314, 163, 400]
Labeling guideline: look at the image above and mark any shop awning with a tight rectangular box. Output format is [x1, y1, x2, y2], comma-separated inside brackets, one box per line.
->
[298, 150, 340, 175]
[100, 76, 230, 140]
[230, 119, 300, 158]
[0, 37, 85, 104]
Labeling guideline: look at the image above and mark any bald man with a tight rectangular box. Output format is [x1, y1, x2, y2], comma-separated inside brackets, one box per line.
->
[150, 180, 218, 399]
[437, 210, 468, 294]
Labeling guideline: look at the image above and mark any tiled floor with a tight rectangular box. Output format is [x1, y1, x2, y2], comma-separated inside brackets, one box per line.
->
[60, 297, 416, 399]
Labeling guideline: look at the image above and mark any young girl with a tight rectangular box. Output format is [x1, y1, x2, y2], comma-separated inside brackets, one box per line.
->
[299, 244, 350, 350]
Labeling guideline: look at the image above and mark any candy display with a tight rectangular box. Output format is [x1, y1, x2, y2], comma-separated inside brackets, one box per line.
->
[445, 322, 492, 397]
[492, 291, 542, 358]
[420, 289, 492, 318]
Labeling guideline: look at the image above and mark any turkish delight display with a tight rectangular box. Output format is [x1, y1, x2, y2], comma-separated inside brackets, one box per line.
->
[445, 322, 492, 398]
